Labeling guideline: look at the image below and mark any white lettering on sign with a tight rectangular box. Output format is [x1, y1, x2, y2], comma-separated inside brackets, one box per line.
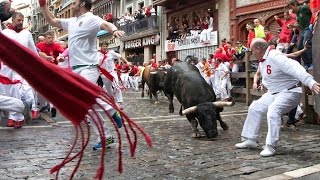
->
[124, 35, 159, 49]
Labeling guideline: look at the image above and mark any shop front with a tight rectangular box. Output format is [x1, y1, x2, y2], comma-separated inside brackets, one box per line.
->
[123, 34, 160, 65]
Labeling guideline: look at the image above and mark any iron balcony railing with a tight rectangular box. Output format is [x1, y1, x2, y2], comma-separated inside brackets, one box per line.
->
[119, 16, 158, 36]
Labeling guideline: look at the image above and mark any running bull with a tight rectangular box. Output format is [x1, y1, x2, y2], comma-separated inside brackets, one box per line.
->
[164, 61, 235, 139]
[141, 65, 167, 104]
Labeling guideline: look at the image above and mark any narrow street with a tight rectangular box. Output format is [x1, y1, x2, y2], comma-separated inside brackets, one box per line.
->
[1, 92, 320, 179]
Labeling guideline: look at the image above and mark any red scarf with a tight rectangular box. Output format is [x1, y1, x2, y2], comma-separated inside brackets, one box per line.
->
[98, 50, 115, 81]
[0, 33, 151, 179]
[8, 25, 22, 33]
[0, 63, 21, 84]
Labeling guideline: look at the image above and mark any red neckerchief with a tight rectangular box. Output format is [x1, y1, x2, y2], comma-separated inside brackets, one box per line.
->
[8, 25, 22, 33]
[259, 46, 275, 62]
[98, 50, 114, 81]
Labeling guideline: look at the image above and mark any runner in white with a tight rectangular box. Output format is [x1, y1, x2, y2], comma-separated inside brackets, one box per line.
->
[98, 41, 128, 109]
[39, 0, 125, 149]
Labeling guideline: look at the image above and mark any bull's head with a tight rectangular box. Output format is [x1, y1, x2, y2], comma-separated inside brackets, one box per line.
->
[182, 100, 235, 139]
[150, 70, 167, 87]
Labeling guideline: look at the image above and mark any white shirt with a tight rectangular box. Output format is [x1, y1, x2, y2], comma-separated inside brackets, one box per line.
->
[60, 12, 104, 67]
[99, 50, 121, 73]
[150, 8, 156, 16]
[1, 28, 38, 54]
[259, 47, 316, 94]
[217, 63, 230, 79]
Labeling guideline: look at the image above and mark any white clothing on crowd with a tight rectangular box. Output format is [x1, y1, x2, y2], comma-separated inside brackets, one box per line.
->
[60, 12, 116, 140]
[217, 63, 231, 100]
[239, 47, 316, 147]
[99, 50, 123, 103]
[200, 17, 213, 43]
[0, 94, 24, 113]
[60, 12, 104, 67]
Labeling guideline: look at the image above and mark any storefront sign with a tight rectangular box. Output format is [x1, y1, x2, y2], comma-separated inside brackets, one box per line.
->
[165, 31, 218, 52]
[124, 35, 160, 49]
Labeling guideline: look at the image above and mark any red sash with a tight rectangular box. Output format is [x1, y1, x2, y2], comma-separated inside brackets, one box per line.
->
[98, 50, 114, 81]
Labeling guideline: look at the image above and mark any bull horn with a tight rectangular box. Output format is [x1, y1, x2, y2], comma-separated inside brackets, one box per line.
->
[150, 71, 157, 74]
[212, 100, 235, 107]
[182, 106, 197, 115]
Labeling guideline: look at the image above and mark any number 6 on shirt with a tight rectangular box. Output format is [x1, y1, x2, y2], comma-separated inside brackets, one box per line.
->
[267, 65, 272, 74]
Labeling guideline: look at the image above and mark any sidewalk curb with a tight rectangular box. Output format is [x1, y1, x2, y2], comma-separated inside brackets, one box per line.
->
[261, 164, 320, 180]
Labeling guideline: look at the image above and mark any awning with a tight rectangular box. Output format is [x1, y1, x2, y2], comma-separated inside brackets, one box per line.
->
[97, 30, 109, 37]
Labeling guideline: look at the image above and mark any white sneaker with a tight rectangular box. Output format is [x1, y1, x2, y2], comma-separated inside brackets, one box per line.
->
[235, 139, 258, 149]
[260, 145, 276, 157]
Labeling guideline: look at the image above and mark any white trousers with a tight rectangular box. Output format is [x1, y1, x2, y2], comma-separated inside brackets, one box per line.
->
[128, 76, 138, 91]
[74, 67, 116, 140]
[120, 73, 129, 89]
[220, 77, 232, 100]
[0, 94, 24, 113]
[102, 71, 123, 103]
[0, 84, 24, 121]
[241, 89, 301, 146]
[213, 71, 221, 98]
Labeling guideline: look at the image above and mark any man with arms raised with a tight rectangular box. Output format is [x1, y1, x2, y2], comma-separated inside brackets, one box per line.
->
[39, 0, 124, 150]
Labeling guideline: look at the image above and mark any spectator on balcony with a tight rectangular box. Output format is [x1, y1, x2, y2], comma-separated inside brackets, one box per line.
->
[246, 23, 255, 48]
[200, 10, 214, 44]
[235, 41, 247, 61]
[253, 18, 266, 38]
[274, 11, 297, 53]
[264, 27, 276, 44]
[167, 26, 179, 42]
[104, 12, 113, 23]
[180, 23, 189, 40]
[150, 5, 156, 16]
[145, 5, 151, 17]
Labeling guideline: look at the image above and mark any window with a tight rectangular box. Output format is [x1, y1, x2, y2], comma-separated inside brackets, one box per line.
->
[127, 6, 132, 14]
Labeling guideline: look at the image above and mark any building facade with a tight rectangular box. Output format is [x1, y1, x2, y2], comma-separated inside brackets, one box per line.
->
[119, 0, 162, 64]
[153, 0, 228, 61]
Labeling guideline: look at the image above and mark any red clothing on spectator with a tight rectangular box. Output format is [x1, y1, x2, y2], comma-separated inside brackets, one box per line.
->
[265, 33, 275, 43]
[104, 13, 113, 22]
[121, 64, 130, 73]
[151, 62, 158, 69]
[130, 65, 139, 76]
[276, 14, 296, 43]
[145, 7, 151, 17]
[214, 52, 232, 63]
[37, 42, 64, 64]
[247, 30, 255, 48]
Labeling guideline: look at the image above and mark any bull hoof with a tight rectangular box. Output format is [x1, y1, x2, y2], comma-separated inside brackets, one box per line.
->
[192, 131, 201, 138]
[179, 111, 183, 116]
[220, 122, 229, 130]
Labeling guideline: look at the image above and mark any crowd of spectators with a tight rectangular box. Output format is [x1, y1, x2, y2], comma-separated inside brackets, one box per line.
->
[117, 5, 156, 27]
[167, 9, 214, 43]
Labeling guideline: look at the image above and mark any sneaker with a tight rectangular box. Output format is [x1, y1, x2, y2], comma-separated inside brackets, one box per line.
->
[93, 137, 115, 150]
[51, 107, 57, 118]
[112, 111, 122, 128]
[31, 110, 39, 120]
[260, 145, 276, 157]
[235, 139, 258, 149]
[7, 119, 15, 127]
[14, 121, 23, 129]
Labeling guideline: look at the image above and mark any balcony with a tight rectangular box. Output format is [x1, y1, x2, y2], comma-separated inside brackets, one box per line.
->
[153, 0, 177, 8]
[120, 16, 158, 37]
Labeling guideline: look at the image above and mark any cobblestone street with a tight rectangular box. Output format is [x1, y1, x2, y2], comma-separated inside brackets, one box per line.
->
[1, 92, 320, 179]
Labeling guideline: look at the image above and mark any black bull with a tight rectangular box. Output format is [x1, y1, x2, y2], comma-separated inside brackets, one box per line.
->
[141, 65, 167, 103]
[164, 62, 235, 139]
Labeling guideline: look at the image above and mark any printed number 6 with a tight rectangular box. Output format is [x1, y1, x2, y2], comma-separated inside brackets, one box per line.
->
[267, 65, 272, 74]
